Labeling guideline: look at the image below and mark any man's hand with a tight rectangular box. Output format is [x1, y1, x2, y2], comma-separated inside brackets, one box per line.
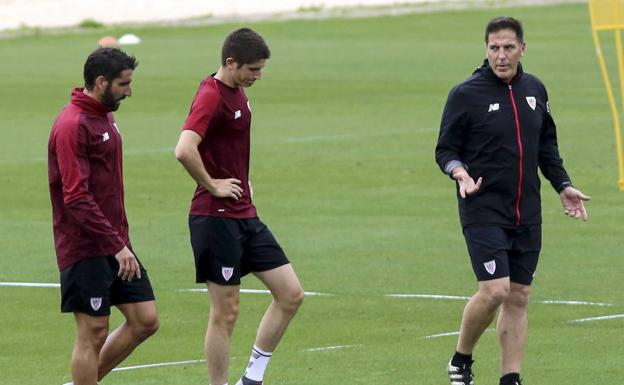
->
[452, 167, 483, 199]
[560, 186, 591, 221]
[207, 178, 243, 200]
[114, 246, 141, 281]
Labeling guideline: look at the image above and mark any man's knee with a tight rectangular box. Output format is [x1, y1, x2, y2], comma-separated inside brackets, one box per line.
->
[210, 298, 240, 329]
[275, 285, 304, 314]
[131, 313, 159, 341]
[506, 284, 531, 308]
[478, 281, 510, 306]
[77, 321, 109, 351]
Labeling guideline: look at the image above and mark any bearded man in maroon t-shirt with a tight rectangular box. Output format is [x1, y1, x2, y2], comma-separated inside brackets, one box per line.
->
[48, 48, 159, 385]
[175, 28, 304, 385]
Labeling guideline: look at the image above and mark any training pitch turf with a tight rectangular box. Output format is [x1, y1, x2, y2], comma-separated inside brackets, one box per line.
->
[0, 3, 622, 384]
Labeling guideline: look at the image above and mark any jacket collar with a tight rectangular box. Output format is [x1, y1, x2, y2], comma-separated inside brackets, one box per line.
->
[71, 88, 111, 116]
[475, 59, 524, 86]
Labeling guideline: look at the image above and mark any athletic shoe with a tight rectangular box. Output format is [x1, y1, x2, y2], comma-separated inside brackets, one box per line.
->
[448, 359, 474, 385]
[235, 376, 263, 385]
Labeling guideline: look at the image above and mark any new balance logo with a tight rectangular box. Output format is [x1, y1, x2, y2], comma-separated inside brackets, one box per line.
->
[484, 260, 496, 275]
[234, 110, 242, 119]
[488, 103, 499, 112]
[102, 132, 110, 142]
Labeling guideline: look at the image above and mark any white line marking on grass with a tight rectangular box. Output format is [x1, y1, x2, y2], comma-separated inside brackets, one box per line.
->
[422, 328, 494, 340]
[302, 344, 362, 352]
[386, 293, 613, 307]
[538, 300, 613, 307]
[385, 294, 471, 300]
[179, 288, 334, 296]
[112, 359, 205, 372]
[0, 282, 60, 288]
[568, 314, 624, 323]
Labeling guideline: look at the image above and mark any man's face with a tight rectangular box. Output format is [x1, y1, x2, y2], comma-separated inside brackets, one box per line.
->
[486, 29, 525, 83]
[229, 59, 266, 88]
[101, 69, 133, 111]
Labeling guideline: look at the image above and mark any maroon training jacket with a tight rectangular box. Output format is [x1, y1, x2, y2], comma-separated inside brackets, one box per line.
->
[48, 88, 130, 271]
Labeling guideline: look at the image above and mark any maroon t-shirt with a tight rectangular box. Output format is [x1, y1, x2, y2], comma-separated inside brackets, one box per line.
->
[48, 89, 130, 271]
[182, 76, 257, 218]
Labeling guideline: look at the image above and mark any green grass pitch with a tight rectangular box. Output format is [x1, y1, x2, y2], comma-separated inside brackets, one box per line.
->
[0, 3, 622, 384]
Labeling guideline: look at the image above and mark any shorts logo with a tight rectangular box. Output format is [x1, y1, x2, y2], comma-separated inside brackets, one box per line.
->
[90, 297, 102, 311]
[484, 260, 496, 275]
[526, 96, 536, 110]
[221, 267, 234, 281]
[488, 103, 500, 112]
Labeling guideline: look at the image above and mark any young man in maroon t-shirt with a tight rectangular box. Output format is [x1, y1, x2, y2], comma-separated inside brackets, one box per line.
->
[175, 28, 304, 385]
[49, 48, 159, 385]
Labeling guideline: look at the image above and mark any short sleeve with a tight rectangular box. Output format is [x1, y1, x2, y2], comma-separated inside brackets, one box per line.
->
[182, 83, 220, 137]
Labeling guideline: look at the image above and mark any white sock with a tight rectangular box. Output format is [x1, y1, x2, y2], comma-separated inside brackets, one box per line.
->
[243, 345, 272, 381]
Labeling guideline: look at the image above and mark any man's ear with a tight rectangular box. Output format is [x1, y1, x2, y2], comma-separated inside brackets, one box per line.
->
[224, 57, 239, 69]
[94, 75, 109, 91]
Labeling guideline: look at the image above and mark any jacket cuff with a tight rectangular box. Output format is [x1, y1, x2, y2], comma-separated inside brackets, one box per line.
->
[444, 160, 467, 177]
[556, 181, 572, 193]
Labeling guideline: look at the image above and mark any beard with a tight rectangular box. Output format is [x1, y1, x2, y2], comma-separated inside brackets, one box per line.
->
[101, 84, 124, 111]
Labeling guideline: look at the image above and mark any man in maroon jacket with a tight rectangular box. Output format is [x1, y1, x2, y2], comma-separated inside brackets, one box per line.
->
[48, 48, 159, 385]
[175, 28, 303, 385]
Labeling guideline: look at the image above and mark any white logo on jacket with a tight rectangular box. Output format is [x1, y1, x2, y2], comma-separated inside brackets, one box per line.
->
[488, 103, 499, 112]
[484, 260, 496, 275]
[526, 96, 536, 110]
[234, 110, 242, 119]
[102, 132, 110, 142]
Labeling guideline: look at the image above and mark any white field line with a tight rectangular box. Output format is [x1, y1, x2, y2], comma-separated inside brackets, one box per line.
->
[112, 359, 205, 372]
[386, 293, 471, 300]
[568, 314, 624, 323]
[0, 128, 429, 165]
[302, 344, 362, 352]
[0, 282, 60, 288]
[387, 293, 613, 307]
[108, 344, 361, 373]
[422, 328, 494, 340]
[538, 300, 613, 307]
[1, 283, 613, 306]
[179, 288, 334, 297]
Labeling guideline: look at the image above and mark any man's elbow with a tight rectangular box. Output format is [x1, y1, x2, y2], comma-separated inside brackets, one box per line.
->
[174, 144, 189, 163]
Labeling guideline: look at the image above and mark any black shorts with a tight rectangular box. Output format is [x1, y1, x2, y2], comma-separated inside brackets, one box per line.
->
[189, 216, 290, 285]
[463, 225, 541, 285]
[60, 255, 155, 316]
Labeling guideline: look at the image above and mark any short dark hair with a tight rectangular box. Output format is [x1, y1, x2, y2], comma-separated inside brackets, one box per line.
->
[83, 48, 138, 91]
[485, 16, 524, 43]
[221, 28, 271, 67]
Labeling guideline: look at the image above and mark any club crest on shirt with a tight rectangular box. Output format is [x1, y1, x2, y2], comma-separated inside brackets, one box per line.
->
[526, 96, 536, 110]
[90, 297, 102, 311]
[484, 260, 496, 275]
[222, 267, 234, 281]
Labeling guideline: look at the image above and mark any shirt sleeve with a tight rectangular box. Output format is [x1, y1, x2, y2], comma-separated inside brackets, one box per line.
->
[537, 87, 571, 192]
[54, 121, 125, 255]
[182, 85, 220, 137]
[435, 85, 469, 175]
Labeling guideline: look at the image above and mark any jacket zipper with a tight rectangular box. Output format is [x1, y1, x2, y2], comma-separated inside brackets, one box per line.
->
[508, 84, 523, 225]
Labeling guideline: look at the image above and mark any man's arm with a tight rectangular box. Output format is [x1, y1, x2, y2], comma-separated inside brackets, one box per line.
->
[537, 93, 590, 221]
[174, 130, 243, 200]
